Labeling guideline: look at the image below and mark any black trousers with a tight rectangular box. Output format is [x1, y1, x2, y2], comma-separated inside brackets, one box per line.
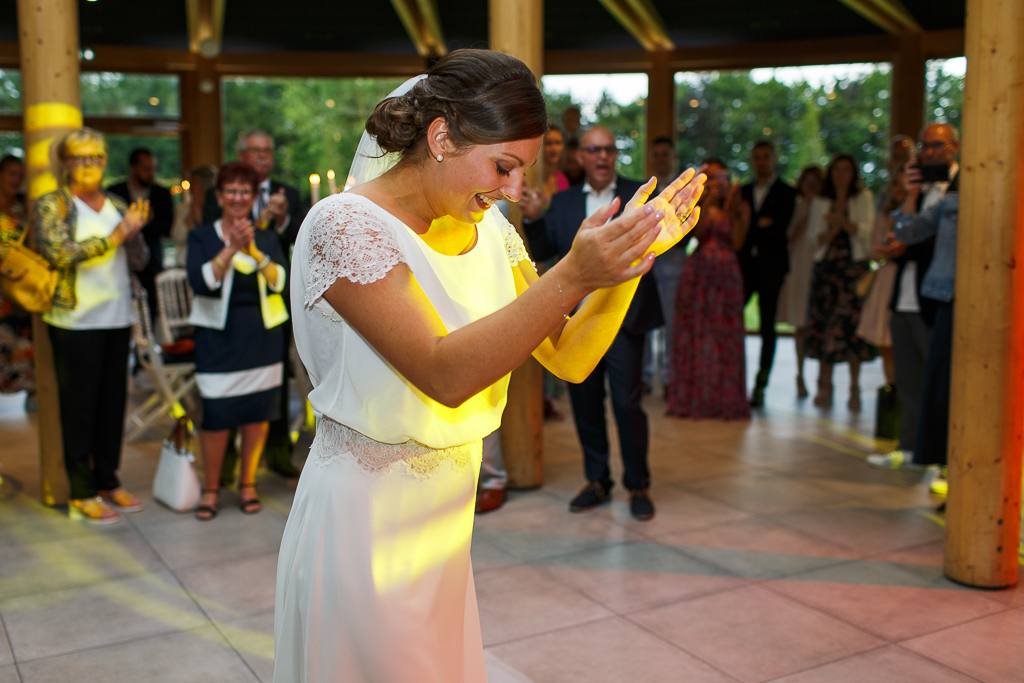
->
[567, 330, 650, 491]
[48, 325, 131, 500]
[743, 266, 786, 386]
[914, 302, 952, 466]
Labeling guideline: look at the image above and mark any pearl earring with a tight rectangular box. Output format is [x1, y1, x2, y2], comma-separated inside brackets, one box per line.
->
[436, 154, 444, 162]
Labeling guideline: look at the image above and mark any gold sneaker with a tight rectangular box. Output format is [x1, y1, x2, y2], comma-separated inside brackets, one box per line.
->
[69, 496, 121, 525]
[99, 488, 144, 512]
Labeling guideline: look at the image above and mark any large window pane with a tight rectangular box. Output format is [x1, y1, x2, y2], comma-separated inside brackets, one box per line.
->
[926, 57, 964, 133]
[675, 63, 892, 193]
[0, 131, 23, 158]
[222, 76, 406, 203]
[102, 135, 181, 187]
[542, 73, 647, 180]
[0, 70, 21, 114]
[0, 71, 179, 118]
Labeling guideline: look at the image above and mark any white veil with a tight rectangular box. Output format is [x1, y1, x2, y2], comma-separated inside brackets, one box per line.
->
[343, 74, 428, 191]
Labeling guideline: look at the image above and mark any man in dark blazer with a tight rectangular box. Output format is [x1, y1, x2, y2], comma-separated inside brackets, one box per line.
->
[738, 141, 797, 407]
[203, 130, 308, 478]
[107, 147, 174, 317]
[521, 126, 662, 521]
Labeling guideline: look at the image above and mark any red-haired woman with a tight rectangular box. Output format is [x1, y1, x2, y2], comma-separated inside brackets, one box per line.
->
[186, 162, 289, 519]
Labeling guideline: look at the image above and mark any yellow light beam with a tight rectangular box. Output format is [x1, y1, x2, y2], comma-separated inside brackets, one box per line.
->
[185, 0, 227, 58]
[390, 0, 448, 58]
[836, 0, 922, 35]
[596, 0, 675, 52]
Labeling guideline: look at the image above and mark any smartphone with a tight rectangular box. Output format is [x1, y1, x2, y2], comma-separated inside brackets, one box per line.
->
[912, 163, 950, 183]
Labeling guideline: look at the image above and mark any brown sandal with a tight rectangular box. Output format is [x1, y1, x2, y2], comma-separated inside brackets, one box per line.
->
[196, 488, 219, 521]
[239, 483, 262, 515]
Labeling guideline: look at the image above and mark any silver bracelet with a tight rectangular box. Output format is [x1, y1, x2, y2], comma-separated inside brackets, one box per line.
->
[554, 272, 571, 321]
[257, 254, 272, 270]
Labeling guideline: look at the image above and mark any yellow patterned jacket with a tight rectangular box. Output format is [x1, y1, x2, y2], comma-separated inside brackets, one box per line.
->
[34, 186, 149, 310]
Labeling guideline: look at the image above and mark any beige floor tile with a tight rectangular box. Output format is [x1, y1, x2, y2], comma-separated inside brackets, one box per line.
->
[16, 625, 257, 683]
[219, 611, 275, 683]
[0, 495, 125, 547]
[770, 508, 946, 556]
[902, 607, 1024, 683]
[490, 616, 735, 683]
[539, 540, 743, 613]
[663, 518, 863, 579]
[470, 538, 520, 573]
[770, 645, 977, 683]
[0, 618, 11, 668]
[603, 487, 752, 539]
[879, 540, 945, 568]
[681, 471, 857, 516]
[0, 665, 18, 683]
[175, 553, 278, 623]
[138, 508, 286, 571]
[631, 584, 884, 683]
[475, 565, 612, 647]
[1, 571, 207, 661]
[0, 526, 166, 599]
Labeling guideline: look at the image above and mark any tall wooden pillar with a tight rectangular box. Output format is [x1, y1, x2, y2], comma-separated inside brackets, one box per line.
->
[889, 33, 926, 140]
[17, 0, 81, 505]
[490, 0, 545, 488]
[179, 57, 223, 172]
[645, 50, 675, 176]
[945, 0, 1024, 588]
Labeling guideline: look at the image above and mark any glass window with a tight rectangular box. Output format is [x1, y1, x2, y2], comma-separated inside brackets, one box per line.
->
[675, 63, 892, 193]
[0, 70, 21, 115]
[926, 58, 964, 133]
[0, 71, 179, 118]
[222, 76, 406, 203]
[102, 135, 182, 188]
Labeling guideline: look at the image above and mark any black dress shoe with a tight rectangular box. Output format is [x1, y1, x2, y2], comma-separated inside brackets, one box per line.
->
[749, 386, 765, 408]
[629, 489, 655, 521]
[569, 481, 612, 512]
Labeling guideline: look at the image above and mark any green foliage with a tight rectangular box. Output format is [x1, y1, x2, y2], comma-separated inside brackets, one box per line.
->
[544, 89, 646, 180]
[925, 59, 964, 131]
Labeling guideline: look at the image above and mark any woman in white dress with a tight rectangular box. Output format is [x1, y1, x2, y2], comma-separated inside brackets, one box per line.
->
[274, 50, 705, 683]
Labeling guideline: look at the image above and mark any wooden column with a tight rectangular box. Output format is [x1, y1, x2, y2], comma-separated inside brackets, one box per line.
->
[645, 50, 675, 176]
[179, 57, 223, 172]
[17, 0, 81, 505]
[889, 33, 926, 139]
[944, 0, 1024, 588]
[490, 0, 545, 488]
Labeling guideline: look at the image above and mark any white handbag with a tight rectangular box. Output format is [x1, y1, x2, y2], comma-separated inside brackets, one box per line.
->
[152, 417, 202, 512]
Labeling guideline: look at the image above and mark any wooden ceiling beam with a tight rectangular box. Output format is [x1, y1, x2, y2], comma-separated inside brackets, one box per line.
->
[389, 0, 447, 58]
[596, 0, 675, 51]
[837, 0, 922, 35]
[186, 0, 227, 58]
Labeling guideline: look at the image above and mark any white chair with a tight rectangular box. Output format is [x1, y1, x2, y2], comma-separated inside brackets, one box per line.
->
[126, 294, 197, 442]
[154, 268, 193, 345]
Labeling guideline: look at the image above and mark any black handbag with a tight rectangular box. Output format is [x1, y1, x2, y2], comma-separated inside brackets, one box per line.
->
[874, 383, 901, 441]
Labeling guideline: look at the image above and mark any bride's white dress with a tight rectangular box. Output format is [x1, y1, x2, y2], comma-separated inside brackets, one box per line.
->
[274, 193, 531, 683]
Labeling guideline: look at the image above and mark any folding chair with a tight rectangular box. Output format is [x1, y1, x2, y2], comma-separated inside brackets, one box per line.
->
[126, 294, 197, 442]
[154, 268, 194, 345]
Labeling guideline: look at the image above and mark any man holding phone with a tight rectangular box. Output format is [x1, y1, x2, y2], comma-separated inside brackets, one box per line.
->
[867, 122, 960, 492]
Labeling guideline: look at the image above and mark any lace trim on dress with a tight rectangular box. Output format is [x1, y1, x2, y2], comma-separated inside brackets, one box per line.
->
[309, 416, 477, 479]
[304, 195, 407, 315]
[493, 209, 534, 268]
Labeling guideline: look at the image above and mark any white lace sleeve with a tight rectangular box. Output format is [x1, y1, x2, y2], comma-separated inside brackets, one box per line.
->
[492, 208, 534, 268]
[304, 196, 408, 310]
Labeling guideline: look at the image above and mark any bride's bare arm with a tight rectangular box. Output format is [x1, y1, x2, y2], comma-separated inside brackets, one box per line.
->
[321, 202, 665, 409]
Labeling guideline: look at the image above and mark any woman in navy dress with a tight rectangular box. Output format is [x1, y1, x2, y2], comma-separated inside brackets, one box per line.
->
[186, 162, 289, 519]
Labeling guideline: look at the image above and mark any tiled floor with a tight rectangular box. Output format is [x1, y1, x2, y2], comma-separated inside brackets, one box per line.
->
[1, 338, 1021, 682]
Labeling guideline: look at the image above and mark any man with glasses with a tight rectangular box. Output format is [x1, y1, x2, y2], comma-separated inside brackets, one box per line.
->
[108, 148, 173, 318]
[204, 129, 308, 478]
[521, 126, 664, 521]
[868, 123, 960, 499]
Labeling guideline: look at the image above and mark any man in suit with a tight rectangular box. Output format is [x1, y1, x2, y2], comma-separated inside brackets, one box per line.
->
[204, 129, 308, 478]
[107, 148, 173, 316]
[738, 141, 797, 407]
[521, 126, 663, 521]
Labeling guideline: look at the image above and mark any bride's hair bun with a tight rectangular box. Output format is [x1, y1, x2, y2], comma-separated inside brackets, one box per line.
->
[364, 49, 547, 162]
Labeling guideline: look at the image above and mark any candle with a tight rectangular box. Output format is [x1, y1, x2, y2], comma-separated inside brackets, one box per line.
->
[327, 169, 336, 194]
[310, 173, 321, 204]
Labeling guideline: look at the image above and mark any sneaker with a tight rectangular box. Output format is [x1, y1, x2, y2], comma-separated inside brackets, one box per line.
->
[99, 488, 144, 512]
[930, 466, 949, 496]
[569, 481, 612, 513]
[69, 496, 121, 525]
[866, 450, 924, 470]
[629, 489, 655, 521]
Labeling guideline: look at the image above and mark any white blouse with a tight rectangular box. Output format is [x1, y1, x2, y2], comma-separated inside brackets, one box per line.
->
[290, 193, 531, 473]
[807, 189, 875, 263]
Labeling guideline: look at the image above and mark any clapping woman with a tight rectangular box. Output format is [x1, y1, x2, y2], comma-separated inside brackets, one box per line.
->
[186, 162, 289, 520]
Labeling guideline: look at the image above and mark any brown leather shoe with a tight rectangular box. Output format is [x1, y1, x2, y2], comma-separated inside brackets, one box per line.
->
[475, 488, 506, 514]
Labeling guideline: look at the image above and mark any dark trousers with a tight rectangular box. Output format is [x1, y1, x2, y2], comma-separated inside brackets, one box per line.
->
[914, 302, 952, 466]
[567, 331, 650, 491]
[48, 325, 131, 500]
[743, 267, 786, 386]
[890, 311, 933, 452]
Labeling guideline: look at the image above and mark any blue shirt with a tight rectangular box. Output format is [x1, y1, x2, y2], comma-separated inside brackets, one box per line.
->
[892, 189, 959, 303]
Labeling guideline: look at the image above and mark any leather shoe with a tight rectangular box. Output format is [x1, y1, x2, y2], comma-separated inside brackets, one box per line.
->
[569, 481, 612, 512]
[749, 386, 765, 408]
[629, 489, 655, 521]
[475, 488, 506, 514]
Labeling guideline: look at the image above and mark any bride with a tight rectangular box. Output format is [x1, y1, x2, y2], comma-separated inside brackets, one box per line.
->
[274, 49, 705, 682]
